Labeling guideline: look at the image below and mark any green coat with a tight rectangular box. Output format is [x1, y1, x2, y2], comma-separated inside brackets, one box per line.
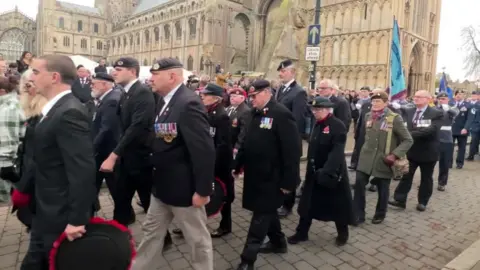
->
[356, 108, 413, 179]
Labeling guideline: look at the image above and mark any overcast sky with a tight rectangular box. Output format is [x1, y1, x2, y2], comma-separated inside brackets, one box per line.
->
[2, 0, 478, 81]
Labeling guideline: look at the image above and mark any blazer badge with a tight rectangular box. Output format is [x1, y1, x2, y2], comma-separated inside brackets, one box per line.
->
[260, 117, 273, 129]
[154, 122, 178, 143]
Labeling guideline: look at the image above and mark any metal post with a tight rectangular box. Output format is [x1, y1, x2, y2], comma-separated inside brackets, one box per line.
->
[309, 0, 321, 90]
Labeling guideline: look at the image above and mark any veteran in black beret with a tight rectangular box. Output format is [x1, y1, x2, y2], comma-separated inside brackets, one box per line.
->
[99, 56, 156, 229]
[90, 72, 122, 214]
[132, 57, 215, 270]
[233, 79, 302, 269]
[288, 96, 354, 246]
[275, 59, 308, 218]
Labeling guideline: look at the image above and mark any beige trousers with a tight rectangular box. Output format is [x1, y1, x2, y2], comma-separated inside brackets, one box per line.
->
[131, 195, 213, 270]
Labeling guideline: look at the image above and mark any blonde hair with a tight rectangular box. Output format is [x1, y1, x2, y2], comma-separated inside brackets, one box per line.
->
[19, 69, 47, 118]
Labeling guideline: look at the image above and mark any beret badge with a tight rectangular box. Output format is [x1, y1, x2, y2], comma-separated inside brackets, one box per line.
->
[152, 63, 160, 70]
[117, 61, 123, 65]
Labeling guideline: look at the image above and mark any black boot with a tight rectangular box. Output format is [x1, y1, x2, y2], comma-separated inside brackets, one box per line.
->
[236, 262, 254, 270]
[259, 240, 287, 254]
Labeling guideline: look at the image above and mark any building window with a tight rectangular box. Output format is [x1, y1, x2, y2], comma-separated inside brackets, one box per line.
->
[112, 40, 115, 48]
[123, 37, 127, 47]
[175, 21, 182, 40]
[129, 35, 133, 47]
[152, 58, 156, 65]
[154, 27, 160, 41]
[63, 36, 70, 47]
[53, 37, 57, 44]
[93, 23, 99, 33]
[164, 24, 170, 40]
[97, 41, 103, 50]
[143, 59, 148, 65]
[187, 55, 193, 70]
[77, 20, 83, 32]
[144, 30, 150, 44]
[136, 33, 140, 45]
[189, 18, 196, 39]
[81, 39, 87, 49]
[58, 17, 64, 29]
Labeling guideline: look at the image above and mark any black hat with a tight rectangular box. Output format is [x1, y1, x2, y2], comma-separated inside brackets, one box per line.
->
[113, 57, 139, 68]
[150, 57, 183, 72]
[437, 92, 448, 98]
[248, 79, 270, 96]
[277, 59, 293, 71]
[472, 91, 479, 95]
[360, 86, 371, 91]
[370, 91, 389, 102]
[311, 96, 335, 108]
[92, 72, 114, 83]
[200, 83, 224, 97]
[49, 217, 135, 270]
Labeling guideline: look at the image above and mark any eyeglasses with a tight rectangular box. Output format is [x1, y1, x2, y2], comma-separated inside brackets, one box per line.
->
[25, 83, 32, 89]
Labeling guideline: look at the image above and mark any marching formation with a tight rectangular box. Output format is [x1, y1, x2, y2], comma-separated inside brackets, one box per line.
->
[0, 53, 479, 270]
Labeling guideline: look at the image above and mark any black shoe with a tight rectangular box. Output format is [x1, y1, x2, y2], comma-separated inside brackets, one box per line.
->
[388, 200, 406, 209]
[348, 165, 356, 170]
[236, 262, 254, 270]
[416, 204, 426, 212]
[352, 218, 365, 227]
[287, 233, 308, 245]
[172, 228, 183, 235]
[277, 206, 292, 218]
[372, 216, 384, 224]
[163, 232, 173, 252]
[210, 228, 231, 238]
[437, 185, 446, 191]
[466, 156, 474, 161]
[335, 235, 348, 246]
[368, 185, 377, 192]
[259, 241, 288, 254]
[456, 165, 463, 169]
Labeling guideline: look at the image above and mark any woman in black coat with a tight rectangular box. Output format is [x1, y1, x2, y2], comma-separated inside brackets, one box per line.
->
[288, 96, 354, 247]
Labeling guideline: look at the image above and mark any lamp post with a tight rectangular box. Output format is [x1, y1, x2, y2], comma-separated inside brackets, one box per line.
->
[309, 0, 321, 90]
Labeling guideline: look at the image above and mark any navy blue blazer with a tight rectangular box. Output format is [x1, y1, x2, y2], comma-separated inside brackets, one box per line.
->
[451, 101, 472, 135]
[92, 89, 122, 159]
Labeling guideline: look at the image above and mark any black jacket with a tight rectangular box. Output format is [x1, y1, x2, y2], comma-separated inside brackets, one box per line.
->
[151, 85, 215, 207]
[235, 99, 301, 213]
[114, 80, 156, 169]
[92, 89, 122, 159]
[33, 93, 96, 234]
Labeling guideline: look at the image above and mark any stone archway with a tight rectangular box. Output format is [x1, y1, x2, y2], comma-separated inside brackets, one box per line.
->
[407, 42, 422, 96]
[256, 0, 288, 72]
[230, 13, 251, 73]
[0, 28, 30, 63]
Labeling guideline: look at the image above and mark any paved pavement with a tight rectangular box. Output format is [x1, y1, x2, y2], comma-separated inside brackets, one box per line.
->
[1, 157, 480, 270]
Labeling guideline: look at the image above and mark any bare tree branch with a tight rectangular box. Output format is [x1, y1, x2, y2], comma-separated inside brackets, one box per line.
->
[461, 25, 480, 77]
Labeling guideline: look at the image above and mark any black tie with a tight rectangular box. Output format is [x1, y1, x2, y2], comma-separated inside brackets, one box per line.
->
[413, 110, 422, 123]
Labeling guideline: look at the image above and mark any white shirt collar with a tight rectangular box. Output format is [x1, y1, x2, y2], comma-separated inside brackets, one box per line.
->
[99, 88, 113, 101]
[42, 90, 72, 116]
[284, 79, 295, 88]
[123, 79, 138, 93]
[163, 83, 182, 105]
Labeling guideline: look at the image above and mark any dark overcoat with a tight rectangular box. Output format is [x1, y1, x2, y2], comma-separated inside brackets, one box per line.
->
[235, 99, 301, 213]
[207, 103, 234, 201]
[297, 115, 353, 224]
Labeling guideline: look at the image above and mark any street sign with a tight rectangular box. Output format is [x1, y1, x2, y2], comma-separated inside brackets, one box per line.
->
[307, 24, 321, 46]
[305, 47, 320, 61]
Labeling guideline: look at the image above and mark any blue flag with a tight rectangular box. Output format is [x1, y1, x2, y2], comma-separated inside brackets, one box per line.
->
[438, 73, 453, 99]
[390, 18, 407, 101]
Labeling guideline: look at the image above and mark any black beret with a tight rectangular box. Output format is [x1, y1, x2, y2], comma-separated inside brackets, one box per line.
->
[311, 96, 335, 108]
[370, 91, 389, 102]
[49, 217, 135, 270]
[472, 91, 479, 95]
[248, 79, 270, 96]
[437, 92, 448, 98]
[200, 83, 224, 97]
[360, 86, 371, 91]
[150, 57, 183, 72]
[113, 57, 139, 68]
[92, 72, 114, 83]
[277, 59, 293, 71]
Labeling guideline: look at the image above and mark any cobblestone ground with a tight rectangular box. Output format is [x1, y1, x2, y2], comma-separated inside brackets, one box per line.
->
[1, 157, 480, 270]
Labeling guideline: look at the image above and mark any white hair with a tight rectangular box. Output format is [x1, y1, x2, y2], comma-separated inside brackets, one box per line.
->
[319, 79, 337, 89]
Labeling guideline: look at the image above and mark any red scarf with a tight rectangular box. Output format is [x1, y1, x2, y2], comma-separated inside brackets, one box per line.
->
[206, 102, 219, 113]
[371, 109, 384, 121]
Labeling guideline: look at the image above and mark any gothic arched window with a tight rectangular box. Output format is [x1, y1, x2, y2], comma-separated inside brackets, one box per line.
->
[58, 17, 64, 29]
[188, 18, 197, 39]
[164, 24, 170, 40]
[175, 21, 182, 40]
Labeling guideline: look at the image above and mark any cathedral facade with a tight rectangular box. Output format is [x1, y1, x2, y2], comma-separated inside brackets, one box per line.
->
[0, 0, 441, 93]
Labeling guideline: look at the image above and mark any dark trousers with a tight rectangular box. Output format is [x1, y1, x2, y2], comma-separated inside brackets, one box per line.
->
[114, 163, 152, 226]
[93, 157, 117, 212]
[240, 211, 286, 264]
[394, 160, 436, 206]
[468, 132, 480, 157]
[453, 135, 467, 165]
[219, 179, 234, 231]
[438, 142, 453, 186]
[350, 137, 364, 168]
[21, 226, 59, 270]
[295, 216, 348, 238]
[353, 171, 390, 221]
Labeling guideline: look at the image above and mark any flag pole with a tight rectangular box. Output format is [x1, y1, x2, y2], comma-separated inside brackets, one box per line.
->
[386, 16, 395, 93]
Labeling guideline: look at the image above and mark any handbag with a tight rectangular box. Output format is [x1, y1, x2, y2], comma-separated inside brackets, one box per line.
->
[315, 169, 341, 189]
[385, 115, 409, 178]
[205, 177, 227, 218]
